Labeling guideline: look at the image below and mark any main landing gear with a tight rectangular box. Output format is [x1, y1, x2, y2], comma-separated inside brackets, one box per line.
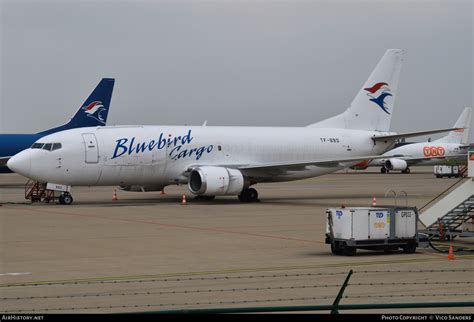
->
[59, 192, 73, 205]
[380, 167, 411, 174]
[238, 188, 259, 203]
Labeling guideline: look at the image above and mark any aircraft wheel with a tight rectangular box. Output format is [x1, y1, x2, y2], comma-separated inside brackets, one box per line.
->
[60, 193, 73, 205]
[380, 167, 387, 174]
[238, 188, 259, 203]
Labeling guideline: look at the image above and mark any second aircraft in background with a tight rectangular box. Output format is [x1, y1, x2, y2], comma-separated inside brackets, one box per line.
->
[353, 107, 472, 174]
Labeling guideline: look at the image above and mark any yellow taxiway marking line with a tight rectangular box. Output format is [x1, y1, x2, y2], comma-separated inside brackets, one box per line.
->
[1, 255, 472, 288]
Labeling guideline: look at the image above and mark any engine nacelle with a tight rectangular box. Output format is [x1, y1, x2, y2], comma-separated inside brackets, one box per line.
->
[188, 166, 244, 196]
[384, 158, 408, 171]
[118, 185, 164, 192]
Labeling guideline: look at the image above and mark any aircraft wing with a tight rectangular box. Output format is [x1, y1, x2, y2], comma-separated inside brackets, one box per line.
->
[184, 155, 401, 180]
[372, 128, 464, 142]
[236, 155, 399, 171]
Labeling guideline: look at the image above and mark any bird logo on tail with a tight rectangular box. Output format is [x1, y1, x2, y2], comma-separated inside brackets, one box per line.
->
[364, 82, 392, 115]
[81, 101, 106, 124]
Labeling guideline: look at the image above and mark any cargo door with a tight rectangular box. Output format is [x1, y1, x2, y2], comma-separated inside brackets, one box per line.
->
[82, 133, 99, 163]
[369, 210, 390, 239]
[152, 140, 168, 177]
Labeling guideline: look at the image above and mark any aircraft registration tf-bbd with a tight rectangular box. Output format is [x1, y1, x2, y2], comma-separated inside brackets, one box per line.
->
[7, 50, 462, 204]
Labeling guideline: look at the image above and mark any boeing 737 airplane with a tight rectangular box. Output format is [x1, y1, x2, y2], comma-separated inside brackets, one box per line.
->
[0, 78, 115, 173]
[356, 107, 472, 173]
[7, 50, 462, 204]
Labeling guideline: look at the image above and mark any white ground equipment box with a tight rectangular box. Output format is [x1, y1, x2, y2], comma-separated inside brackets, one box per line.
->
[434, 165, 461, 178]
[325, 207, 419, 256]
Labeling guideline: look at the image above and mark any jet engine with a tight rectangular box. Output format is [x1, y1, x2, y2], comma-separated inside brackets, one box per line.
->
[118, 185, 164, 192]
[188, 166, 244, 196]
[384, 158, 408, 171]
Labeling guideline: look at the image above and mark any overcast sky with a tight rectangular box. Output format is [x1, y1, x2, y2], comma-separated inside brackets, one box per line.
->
[1, 0, 472, 142]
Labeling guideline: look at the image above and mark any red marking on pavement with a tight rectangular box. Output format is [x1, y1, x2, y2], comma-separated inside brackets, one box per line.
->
[8, 207, 324, 244]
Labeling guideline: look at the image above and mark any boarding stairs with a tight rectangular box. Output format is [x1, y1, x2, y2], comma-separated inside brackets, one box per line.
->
[420, 178, 474, 239]
[25, 179, 55, 203]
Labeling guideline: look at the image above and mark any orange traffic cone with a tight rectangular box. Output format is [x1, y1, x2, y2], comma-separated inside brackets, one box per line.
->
[112, 190, 118, 201]
[372, 196, 377, 207]
[448, 244, 455, 260]
[181, 194, 187, 205]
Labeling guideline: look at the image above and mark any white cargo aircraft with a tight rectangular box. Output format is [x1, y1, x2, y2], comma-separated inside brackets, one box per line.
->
[353, 107, 472, 173]
[7, 49, 462, 204]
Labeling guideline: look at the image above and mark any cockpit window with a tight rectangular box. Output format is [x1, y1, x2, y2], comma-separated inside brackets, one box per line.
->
[32, 142, 62, 151]
[43, 143, 53, 151]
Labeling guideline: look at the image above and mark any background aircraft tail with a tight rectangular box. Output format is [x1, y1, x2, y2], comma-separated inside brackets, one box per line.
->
[435, 107, 471, 144]
[308, 49, 404, 132]
[38, 78, 115, 135]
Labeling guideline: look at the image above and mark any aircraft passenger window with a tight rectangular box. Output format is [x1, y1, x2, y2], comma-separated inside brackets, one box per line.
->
[52, 143, 62, 151]
[43, 143, 53, 151]
[31, 143, 44, 149]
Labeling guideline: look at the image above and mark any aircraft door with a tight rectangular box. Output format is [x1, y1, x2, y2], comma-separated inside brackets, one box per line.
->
[82, 133, 99, 163]
[81, 133, 102, 185]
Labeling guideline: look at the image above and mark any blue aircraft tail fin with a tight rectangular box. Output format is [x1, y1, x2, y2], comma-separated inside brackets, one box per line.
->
[38, 78, 115, 135]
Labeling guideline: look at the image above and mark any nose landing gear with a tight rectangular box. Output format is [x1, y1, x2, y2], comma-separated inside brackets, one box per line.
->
[59, 192, 73, 205]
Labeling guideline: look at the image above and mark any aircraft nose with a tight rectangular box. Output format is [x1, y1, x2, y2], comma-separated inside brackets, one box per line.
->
[7, 150, 32, 177]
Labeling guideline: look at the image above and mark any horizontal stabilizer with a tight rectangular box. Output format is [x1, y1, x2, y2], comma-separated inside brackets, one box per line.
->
[372, 128, 464, 142]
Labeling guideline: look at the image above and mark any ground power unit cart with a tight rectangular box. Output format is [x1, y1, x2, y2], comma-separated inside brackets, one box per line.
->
[325, 206, 420, 256]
